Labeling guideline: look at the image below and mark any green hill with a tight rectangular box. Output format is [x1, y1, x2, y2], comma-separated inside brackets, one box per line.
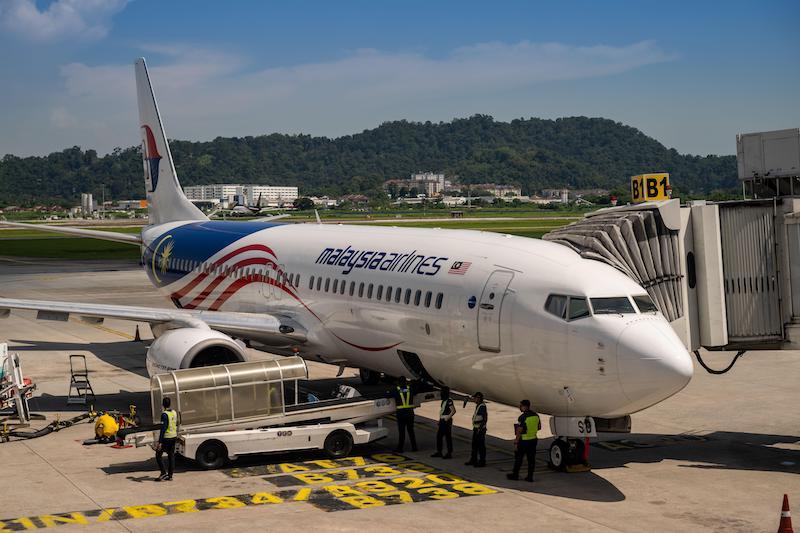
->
[0, 115, 736, 205]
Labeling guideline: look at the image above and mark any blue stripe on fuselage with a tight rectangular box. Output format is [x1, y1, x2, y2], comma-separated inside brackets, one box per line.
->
[142, 221, 283, 288]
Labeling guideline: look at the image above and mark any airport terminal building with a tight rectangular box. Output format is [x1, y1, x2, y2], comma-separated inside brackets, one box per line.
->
[184, 184, 299, 206]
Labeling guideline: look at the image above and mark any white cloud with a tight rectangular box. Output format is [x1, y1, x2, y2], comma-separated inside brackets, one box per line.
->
[44, 39, 672, 154]
[49, 106, 76, 128]
[0, 0, 128, 42]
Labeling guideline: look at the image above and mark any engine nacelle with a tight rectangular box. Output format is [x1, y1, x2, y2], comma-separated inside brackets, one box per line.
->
[145, 327, 246, 376]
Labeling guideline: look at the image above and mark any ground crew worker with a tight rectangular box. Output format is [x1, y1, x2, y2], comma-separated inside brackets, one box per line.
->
[155, 397, 178, 481]
[392, 377, 417, 453]
[507, 399, 541, 482]
[465, 392, 487, 467]
[431, 386, 455, 459]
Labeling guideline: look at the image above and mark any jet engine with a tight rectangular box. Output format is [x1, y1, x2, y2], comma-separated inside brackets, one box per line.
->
[145, 327, 246, 376]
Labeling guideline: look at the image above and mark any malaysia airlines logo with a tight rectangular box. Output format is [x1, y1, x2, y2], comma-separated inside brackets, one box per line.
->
[448, 261, 472, 275]
[141, 125, 162, 193]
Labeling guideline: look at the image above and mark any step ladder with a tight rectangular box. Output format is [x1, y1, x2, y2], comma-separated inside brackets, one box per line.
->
[67, 354, 95, 405]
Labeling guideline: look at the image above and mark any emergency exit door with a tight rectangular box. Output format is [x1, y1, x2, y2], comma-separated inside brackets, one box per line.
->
[477, 270, 514, 352]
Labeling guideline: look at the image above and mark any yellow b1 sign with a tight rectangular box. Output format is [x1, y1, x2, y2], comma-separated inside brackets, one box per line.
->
[631, 173, 670, 203]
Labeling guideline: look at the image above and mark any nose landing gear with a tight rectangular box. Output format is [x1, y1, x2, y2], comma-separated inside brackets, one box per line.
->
[548, 416, 595, 472]
[548, 437, 588, 471]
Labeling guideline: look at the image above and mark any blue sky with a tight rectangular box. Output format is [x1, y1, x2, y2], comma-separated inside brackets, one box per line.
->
[0, 0, 798, 157]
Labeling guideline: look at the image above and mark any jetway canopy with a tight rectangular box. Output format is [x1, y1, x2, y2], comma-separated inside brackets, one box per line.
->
[544, 203, 684, 323]
[544, 198, 800, 352]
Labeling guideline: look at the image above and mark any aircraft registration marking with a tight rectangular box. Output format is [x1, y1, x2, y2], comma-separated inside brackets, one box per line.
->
[0, 455, 497, 530]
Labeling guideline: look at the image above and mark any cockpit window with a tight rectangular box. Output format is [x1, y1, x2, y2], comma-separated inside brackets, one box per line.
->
[544, 294, 567, 319]
[590, 297, 636, 315]
[568, 297, 591, 320]
[633, 294, 658, 313]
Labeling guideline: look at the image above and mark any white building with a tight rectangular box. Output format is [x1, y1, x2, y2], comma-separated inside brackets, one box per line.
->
[183, 184, 299, 206]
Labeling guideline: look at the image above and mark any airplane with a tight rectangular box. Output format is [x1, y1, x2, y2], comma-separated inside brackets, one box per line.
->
[0, 58, 693, 465]
[230, 193, 279, 215]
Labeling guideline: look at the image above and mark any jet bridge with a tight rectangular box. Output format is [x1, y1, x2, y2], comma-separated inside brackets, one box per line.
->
[544, 128, 800, 356]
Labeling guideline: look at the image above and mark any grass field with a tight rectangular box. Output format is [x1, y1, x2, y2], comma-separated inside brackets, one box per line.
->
[0, 214, 577, 259]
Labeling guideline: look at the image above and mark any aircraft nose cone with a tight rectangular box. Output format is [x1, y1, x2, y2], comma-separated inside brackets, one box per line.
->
[617, 320, 693, 411]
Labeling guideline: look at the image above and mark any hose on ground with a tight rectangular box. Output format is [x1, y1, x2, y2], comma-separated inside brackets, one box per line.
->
[693, 350, 746, 375]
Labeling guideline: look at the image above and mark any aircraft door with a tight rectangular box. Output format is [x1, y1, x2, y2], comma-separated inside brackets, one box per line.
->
[477, 270, 514, 352]
[260, 265, 274, 299]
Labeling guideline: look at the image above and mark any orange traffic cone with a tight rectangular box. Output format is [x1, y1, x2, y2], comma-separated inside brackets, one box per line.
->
[134, 325, 141, 342]
[779, 494, 794, 533]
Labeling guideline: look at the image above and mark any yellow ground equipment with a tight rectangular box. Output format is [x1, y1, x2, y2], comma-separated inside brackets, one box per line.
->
[94, 413, 119, 441]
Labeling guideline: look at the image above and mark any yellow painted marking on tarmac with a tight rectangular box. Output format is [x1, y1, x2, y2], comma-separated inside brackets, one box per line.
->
[292, 488, 311, 501]
[0, 457, 499, 529]
[68, 316, 135, 340]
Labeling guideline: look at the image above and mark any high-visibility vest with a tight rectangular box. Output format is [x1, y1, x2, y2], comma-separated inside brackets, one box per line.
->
[521, 413, 539, 441]
[440, 399, 454, 419]
[396, 387, 413, 409]
[472, 402, 486, 429]
[164, 409, 178, 438]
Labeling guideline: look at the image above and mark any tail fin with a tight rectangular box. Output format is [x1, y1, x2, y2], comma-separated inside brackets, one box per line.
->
[134, 58, 206, 225]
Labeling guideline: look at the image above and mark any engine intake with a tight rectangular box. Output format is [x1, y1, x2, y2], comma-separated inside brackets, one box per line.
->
[145, 327, 246, 376]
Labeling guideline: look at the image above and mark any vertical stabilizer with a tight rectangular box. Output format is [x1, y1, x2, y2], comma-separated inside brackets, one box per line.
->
[134, 58, 206, 224]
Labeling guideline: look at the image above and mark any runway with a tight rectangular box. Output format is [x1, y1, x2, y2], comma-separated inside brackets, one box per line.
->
[0, 259, 798, 532]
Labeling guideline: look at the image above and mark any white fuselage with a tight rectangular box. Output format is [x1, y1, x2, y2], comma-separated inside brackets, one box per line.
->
[140, 221, 693, 418]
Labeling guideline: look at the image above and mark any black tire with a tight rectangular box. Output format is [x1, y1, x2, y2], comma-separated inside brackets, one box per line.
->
[195, 440, 228, 470]
[359, 368, 381, 386]
[324, 430, 353, 458]
[569, 438, 586, 464]
[548, 440, 568, 471]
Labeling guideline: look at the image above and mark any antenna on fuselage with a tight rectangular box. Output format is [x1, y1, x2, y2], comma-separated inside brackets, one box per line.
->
[314, 210, 322, 225]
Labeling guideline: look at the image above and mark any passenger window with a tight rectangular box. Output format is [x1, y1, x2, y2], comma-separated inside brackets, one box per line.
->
[295, 274, 300, 288]
[386, 286, 393, 302]
[404, 288, 411, 305]
[414, 290, 422, 306]
[316, 277, 322, 291]
[568, 297, 590, 320]
[424, 291, 432, 308]
[340, 280, 346, 295]
[349, 281, 355, 297]
[435, 293, 443, 309]
[324, 278, 330, 292]
[376, 285, 383, 300]
[333, 279, 339, 293]
[545, 295, 567, 319]
[358, 282, 365, 297]
[395, 287, 402, 303]
[367, 283, 374, 299]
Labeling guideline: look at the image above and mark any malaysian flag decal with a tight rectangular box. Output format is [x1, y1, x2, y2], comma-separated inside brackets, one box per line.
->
[448, 261, 472, 275]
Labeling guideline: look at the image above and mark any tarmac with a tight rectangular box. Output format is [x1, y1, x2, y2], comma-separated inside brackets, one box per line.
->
[0, 258, 798, 532]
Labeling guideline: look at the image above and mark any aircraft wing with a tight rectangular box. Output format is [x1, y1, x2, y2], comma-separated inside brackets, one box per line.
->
[0, 221, 141, 244]
[0, 298, 307, 344]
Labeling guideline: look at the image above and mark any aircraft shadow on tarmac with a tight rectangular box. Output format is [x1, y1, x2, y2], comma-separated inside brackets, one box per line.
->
[9, 338, 150, 378]
[29, 391, 152, 416]
[588, 431, 800, 476]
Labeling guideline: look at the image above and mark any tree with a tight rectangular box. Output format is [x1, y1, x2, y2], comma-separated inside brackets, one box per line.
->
[293, 197, 315, 210]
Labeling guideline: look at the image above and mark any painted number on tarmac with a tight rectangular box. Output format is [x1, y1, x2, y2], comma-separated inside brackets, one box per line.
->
[0, 457, 497, 530]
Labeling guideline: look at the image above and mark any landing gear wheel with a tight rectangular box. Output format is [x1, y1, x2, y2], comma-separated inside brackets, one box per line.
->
[359, 368, 381, 386]
[324, 430, 354, 458]
[195, 440, 228, 470]
[549, 440, 568, 471]
[569, 438, 586, 464]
